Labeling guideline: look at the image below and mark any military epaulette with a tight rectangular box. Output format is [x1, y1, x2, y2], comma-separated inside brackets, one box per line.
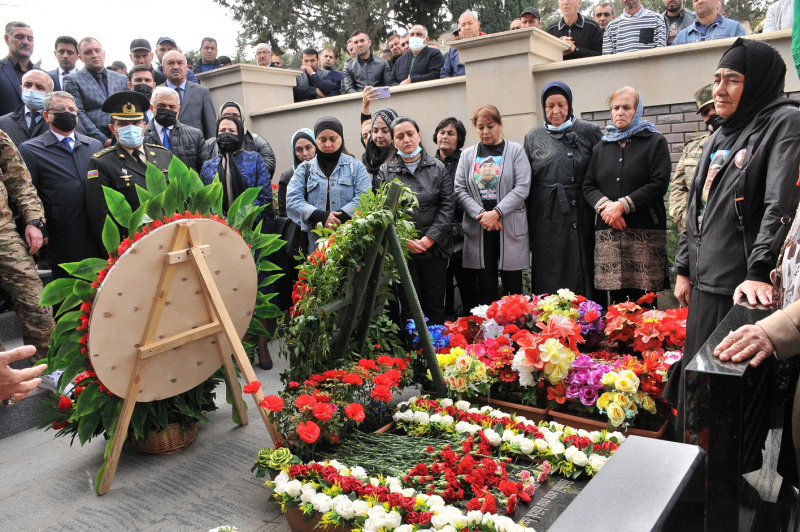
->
[145, 143, 170, 152]
[93, 146, 116, 158]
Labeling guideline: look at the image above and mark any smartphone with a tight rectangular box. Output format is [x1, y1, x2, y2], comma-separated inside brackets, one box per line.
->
[375, 86, 391, 99]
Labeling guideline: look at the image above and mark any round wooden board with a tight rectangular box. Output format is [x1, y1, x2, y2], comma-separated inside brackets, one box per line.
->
[88, 219, 258, 401]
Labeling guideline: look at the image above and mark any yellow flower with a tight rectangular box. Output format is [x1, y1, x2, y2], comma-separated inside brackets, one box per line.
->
[450, 346, 466, 357]
[615, 377, 637, 394]
[474, 362, 487, 379]
[613, 393, 632, 409]
[455, 376, 468, 392]
[596, 392, 612, 410]
[601, 371, 618, 386]
[617, 369, 640, 388]
[607, 403, 626, 427]
[539, 338, 565, 365]
[642, 395, 657, 414]
[455, 354, 473, 373]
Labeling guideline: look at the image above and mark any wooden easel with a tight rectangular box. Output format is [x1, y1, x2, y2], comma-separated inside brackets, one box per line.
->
[96, 220, 281, 495]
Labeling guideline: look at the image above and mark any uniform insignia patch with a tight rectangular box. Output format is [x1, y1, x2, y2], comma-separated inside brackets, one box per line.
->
[87, 170, 98, 178]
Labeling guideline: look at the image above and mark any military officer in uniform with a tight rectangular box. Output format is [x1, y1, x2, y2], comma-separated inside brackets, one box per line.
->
[668, 84, 721, 232]
[86, 90, 172, 249]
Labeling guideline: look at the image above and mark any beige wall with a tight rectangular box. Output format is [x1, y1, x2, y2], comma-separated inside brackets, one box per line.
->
[199, 29, 795, 178]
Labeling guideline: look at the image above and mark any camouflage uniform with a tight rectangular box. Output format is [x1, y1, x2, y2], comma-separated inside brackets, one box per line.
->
[669, 132, 709, 233]
[0, 129, 54, 362]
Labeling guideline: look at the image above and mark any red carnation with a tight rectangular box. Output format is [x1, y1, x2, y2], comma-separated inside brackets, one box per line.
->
[481, 493, 497, 514]
[342, 373, 364, 386]
[242, 381, 261, 394]
[297, 421, 320, 443]
[506, 494, 518, 515]
[371, 385, 392, 402]
[294, 394, 317, 410]
[345, 403, 365, 422]
[312, 402, 335, 421]
[57, 396, 73, 411]
[260, 395, 284, 412]
[288, 381, 300, 388]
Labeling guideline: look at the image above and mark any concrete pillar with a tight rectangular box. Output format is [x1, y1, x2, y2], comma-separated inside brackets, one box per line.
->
[196, 64, 298, 118]
[451, 28, 568, 142]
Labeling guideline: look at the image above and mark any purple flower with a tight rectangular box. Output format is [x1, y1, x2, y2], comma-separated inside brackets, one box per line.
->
[572, 369, 589, 385]
[588, 367, 609, 389]
[579, 385, 599, 406]
[566, 383, 582, 401]
[572, 354, 594, 370]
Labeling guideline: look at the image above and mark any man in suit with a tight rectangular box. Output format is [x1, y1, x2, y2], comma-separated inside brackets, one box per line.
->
[17, 91, 104, 279]
[154, 37, 199, 84]
[144, 86, 206, 171]
[48, 36, 79, 91]
[159, 51, 216, 139]
[0, 70, 53, 147]
[129, 38, 166, 85]
[294, 48, 339, 102]
[387, 25, 445, 85]
[85, 91, 173, 249]
[63, 37, 129, 147]
[0, 22, 42, 117]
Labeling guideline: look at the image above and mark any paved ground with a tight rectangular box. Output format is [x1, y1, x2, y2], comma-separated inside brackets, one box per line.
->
[1, 339, 292, 532]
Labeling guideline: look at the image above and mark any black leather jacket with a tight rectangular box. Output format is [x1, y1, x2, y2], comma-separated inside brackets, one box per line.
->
[342, 53, 391, 94]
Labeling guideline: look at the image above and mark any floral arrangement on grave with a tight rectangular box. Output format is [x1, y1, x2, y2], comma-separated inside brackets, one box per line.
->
[254, 356, 414, 466]
[603, 295, 688, 356]
[36, 157, 284, 483]
[282, 183, 419, 384]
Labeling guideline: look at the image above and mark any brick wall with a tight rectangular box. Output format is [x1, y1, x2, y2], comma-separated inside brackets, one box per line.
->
[580, 91, 800, 173]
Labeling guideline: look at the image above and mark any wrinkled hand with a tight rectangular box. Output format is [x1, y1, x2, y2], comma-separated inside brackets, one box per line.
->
[25, 225, 43, 254]
[477, 210, 502, 231]
[325, 211, 343, 229]
[0, 346, 46, 402]
[733, 280, 775, 308]
[714, 325, 774, 367]
[675, 274, 691, 307]
[560, 36, 576, 54]
[599, 201, 626, 230]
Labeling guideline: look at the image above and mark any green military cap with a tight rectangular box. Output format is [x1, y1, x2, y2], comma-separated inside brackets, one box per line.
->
[694, 84, 714, 114]
[101, 90, 150, 121]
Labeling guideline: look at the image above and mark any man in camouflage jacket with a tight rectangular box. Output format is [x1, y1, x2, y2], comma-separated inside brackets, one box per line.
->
[0, 129, 54, 362]
[669, 84, 719, 232]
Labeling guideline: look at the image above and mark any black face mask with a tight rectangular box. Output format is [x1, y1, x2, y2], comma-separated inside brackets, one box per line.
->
[217, 132, 239, 152]
[132, 83, 153, 99]
[155, 108, 177, 127]
[707, 114, 724, 132]
[51, 111, 78, 132]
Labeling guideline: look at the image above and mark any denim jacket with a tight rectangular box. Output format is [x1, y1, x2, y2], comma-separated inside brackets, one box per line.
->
[673, 16, 745, 44]
[286, 152, 371, 250]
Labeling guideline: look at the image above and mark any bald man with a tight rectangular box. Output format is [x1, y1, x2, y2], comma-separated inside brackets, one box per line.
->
[157, 50, 216, 138]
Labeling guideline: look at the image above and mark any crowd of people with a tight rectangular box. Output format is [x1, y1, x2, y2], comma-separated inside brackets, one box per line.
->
[1, 3, 800, 464]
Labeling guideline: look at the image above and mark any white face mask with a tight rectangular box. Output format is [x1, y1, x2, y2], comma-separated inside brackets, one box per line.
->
[409, 37, 426, 52]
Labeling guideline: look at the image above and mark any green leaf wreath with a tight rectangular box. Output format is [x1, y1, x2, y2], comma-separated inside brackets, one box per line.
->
[35, 156, 283, 490]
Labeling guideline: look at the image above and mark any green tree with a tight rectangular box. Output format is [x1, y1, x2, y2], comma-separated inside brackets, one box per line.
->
[215, 0, 449, 56]
[233, 32, 249, 64]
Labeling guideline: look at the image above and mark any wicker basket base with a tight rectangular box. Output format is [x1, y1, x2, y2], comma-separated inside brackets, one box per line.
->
[132, 422, 199, 455]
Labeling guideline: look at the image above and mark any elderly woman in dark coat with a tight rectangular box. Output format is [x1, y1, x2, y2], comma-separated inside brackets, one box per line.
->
[525, 81, 602, 298]
[582, 86, 671, 305]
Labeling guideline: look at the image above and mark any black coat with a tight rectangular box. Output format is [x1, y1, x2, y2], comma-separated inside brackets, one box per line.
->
[144, 119, 207, 172]
[17, 131, 104, 276]
[583, 130, 671, 232]
[525, 120, 602, 297]
[674, 99, 800, 294]
[0, 56, 43, 116]
[377, 151, 455, 259]
[342, 54, 391, 93]
[388, 47, 445, 85]
[0, 105, 88, 147]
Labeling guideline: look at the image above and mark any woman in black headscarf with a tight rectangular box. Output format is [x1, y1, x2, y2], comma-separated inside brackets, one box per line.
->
[361, 86, 398, 187]
[200, 115, 276, 369]
[667, 38, 800, 440]
[524, 81, 602, 299]
[204, 101, 277, 176]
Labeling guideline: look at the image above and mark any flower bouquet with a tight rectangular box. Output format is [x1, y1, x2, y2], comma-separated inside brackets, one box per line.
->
[259, 357, 413, 463]
[604, 296, 688, 356]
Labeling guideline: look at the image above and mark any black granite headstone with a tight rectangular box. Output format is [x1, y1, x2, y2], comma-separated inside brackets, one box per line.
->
[684, 304, 775, 532]
[513, 475, 589, 531]
[546, 436, 704, 532]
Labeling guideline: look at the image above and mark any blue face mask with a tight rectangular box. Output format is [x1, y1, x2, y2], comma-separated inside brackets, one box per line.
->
[116, 124, 144, 148]
[21, 89, 45, 110]
[398, 145, 422, 158]
[546, 119, 573, 132]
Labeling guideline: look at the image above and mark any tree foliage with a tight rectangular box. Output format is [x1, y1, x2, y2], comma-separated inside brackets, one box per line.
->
[215, 0, 450, 56]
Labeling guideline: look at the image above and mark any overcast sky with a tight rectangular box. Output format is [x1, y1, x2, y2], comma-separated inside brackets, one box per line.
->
[3, 0, 246, 70]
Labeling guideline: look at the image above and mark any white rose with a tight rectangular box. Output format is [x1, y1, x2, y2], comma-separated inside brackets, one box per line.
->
[588, 431, 602, 443]
[550, 441, 566, 455]
[350, 466, 367, 479]
[456, 400, 471, 411]
[396, 410, 413, 422]
[440, 415, 454, 426]
[387, 476, 402, 487]
[481, 405, 494, 413]
[311, 493, 332, 513]
[430, 413, 443, 423]
[468, 408, 481, 414]
[549, 422, 564, 432]
[284, 480, 303, 498]
[384, 511, 402, 530]
[441, 525, 458, 532]
[577, 429, 590, 438]
[455, 421, 472, 434]
[440, 398, 454, 407]
[431, 514, 450, 530]
[396, 526, 414, 532]
[412, 411, 430, 425]
[535, 439, 550, 453]
[334, 499, 355, 520]
[572, 451, 589, 467]
[519, 438, 535, 455]
[511, 434, 525, 446]
[502, 429, 516, 442]
[367, 505, 386, 519]
[273, 471, 290, 485]
[389, 483, 403, 493]
[352, 500, 370, 517]
[465, 424, 481, 435]
[300, 490, 316, 504]
[427, 495, 445, 508]
[364, 518, 384, 532]
[493, 516, 514, 532]
[331, 495, 350, 505]
[611, 431, 626, 443]
[564, 446, 578, 461]
[402, 488, 416, 497]
[467, 511, 484, 525]
[589, 454, 607, 471]
[483, 428, 502, 447]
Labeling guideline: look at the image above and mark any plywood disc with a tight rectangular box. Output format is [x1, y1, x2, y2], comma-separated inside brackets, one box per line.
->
[88, 219, 258, 401]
